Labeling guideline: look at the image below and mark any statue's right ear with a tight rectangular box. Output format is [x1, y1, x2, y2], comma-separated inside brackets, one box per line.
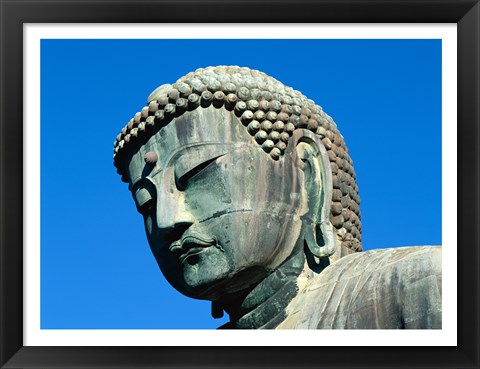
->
[287, 130, 338, 258]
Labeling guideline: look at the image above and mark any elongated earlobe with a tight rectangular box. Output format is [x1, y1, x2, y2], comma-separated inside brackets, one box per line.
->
[293, 131, 338, 259]
[305, 221, 337, 258]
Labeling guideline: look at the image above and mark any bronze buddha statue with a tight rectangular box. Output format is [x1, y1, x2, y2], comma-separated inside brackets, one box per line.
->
[113, 66, 441, 329]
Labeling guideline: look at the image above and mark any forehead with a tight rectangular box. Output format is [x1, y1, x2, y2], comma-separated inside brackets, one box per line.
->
[126, 107, 253, 185]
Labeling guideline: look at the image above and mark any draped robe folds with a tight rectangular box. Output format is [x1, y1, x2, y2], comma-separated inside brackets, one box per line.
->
[220, 246, 442, 329]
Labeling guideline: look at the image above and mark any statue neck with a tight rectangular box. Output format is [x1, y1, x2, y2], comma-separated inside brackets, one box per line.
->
[217, 248, 307, 329]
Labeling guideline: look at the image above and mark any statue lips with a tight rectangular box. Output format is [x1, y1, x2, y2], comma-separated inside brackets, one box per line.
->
[169, 234, 217, 265]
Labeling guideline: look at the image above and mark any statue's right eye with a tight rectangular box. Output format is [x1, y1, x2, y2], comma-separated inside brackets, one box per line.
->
[139, 199, 154, 216]
[135, 187, 155, 215]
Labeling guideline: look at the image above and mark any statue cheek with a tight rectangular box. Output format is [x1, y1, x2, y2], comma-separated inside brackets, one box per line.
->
[144, 215, 153, 235]
[182, 171, 231, 217]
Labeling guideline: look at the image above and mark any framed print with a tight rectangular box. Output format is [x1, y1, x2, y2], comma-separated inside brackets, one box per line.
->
[1, 1, 479, 368]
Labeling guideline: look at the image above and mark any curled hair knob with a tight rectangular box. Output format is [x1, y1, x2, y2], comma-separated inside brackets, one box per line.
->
[255, 130, 268, 144]
[213, 91, 225, 109]
[225, 93, 237, 111]
[176, 98, 188, 115]
[261, 139, 275, 153]
[270, 147, 281, 160]
[234, 101, 247, 117]
[241, 110, 254, 125]
[187, 94, 200, 111]
[200, 91, 213, 108]
[247, 120, 261, 135]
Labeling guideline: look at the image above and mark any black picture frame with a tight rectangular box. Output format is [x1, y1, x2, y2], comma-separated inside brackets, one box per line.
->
[1, 1, 479, 368]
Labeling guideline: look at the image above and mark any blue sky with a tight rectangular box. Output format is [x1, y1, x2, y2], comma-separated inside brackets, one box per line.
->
[40, 39, 441, 329]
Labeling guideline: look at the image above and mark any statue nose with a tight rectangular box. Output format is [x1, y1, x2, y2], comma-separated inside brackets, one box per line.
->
[157, 210, 195, 243]
[172, 211, 195, 228]
[155, 181, 195, 237]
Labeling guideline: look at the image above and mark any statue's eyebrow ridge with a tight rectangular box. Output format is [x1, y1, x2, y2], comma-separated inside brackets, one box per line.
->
[130, 176, 156, 193]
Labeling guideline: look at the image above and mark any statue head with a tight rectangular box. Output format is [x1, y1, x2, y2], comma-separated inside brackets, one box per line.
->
[113, 66, 361, 301]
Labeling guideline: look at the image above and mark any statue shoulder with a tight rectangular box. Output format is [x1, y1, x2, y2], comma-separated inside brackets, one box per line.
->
[277, 246, 442, 329]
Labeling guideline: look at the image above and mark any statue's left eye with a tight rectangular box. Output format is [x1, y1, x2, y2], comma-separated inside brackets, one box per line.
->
[176, 155, 223, 190]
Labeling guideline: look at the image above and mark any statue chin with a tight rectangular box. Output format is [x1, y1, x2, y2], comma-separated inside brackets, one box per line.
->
[158, 244, 234, 300]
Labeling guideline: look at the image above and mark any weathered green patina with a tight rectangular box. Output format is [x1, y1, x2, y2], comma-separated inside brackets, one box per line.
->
[114, 66, 441, 329]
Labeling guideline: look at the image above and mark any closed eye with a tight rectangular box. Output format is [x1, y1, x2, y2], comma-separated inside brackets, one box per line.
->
[138, 198, 154, 216]
[176, 154, 224, 190]
[134, 183, 156, 216]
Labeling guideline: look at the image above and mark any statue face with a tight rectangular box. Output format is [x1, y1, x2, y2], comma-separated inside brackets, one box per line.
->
[126, 107, 306, 300]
